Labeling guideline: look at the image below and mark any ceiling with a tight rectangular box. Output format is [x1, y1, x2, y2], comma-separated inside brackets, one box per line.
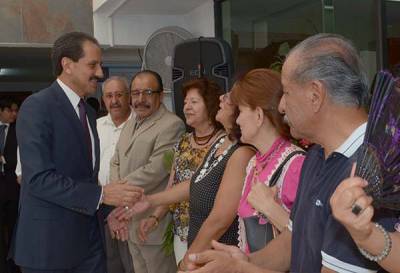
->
[115, 0, 209, 15]
[94, 0, 210, 15]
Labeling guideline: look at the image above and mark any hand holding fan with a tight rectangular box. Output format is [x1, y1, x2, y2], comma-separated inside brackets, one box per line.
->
[355, 71, 400, 211]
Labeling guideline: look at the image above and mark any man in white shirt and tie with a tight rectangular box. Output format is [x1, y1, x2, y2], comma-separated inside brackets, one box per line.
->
[97, 76, 135, 273]
[11, 31, 143, 273]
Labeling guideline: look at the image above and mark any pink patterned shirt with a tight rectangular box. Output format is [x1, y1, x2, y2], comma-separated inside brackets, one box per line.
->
[237, 137, 305, 252]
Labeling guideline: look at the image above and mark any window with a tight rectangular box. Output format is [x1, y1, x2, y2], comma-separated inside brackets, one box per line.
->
[386, 0, 400, 73]
[217, 0, 381, 83]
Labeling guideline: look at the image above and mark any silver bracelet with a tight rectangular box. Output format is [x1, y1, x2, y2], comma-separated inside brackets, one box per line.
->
[358, 223, 392, 262]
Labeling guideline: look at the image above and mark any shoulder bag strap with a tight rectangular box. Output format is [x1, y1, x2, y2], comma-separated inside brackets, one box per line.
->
[269, 150, 306, 187]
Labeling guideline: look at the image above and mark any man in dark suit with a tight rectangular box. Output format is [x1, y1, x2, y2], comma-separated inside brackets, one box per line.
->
[0, 98, 19, 273]
[11, 32, 143, 273]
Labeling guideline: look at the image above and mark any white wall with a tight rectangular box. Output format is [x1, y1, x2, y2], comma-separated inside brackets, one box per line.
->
[183, 0, 215, 37]
[112, 15, 186, 46]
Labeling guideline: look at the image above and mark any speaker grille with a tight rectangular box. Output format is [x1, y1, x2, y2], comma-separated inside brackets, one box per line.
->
[172, 68, 184, 81]
[172, 38, 233, 121]
[213, 64, 230, 77]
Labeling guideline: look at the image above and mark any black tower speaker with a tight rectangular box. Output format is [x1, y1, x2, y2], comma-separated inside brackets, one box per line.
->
[172, 37, 233, 121]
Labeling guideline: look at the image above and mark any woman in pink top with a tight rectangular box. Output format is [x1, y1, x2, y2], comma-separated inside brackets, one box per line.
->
[231, 68, 305, 253]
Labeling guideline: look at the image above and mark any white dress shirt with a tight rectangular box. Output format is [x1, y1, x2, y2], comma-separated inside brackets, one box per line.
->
[15, 147, 21, 176]
[97, 111, 133, 186]
[57, 79, 95, 169]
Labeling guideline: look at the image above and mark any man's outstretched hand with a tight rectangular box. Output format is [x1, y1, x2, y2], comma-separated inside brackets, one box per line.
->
[102, 181, 144, 207]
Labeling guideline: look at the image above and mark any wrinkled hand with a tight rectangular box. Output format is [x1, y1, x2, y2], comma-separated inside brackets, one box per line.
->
[113, 205, 135, 222]
[131, 195, 152, 214]
[179, 253, 200, 271]
[107, 209, 129, 241]
[179, 240, 248, 273]
[137, 217, 158, 243]
[115, 195, 151, 221]
[330, 163, 374, 244]
[247, 183, 277, 216]
[102, 181, 144, 207]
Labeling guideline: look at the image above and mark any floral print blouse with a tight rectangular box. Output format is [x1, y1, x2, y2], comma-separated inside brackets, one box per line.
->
[170, 132, 209, 242]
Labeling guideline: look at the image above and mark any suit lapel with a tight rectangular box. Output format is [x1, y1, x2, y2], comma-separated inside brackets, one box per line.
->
[4, 123, 15, 148]
[124, 105, 166, 155]
[51, 82, 92, 172]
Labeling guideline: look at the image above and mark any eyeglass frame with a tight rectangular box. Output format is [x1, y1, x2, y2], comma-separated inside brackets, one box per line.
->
[130, 88, 163, 97]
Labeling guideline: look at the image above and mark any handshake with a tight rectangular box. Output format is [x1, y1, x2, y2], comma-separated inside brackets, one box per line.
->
[102, 180, 152, 241]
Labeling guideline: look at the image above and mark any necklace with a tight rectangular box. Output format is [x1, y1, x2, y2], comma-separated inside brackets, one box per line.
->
[193, 128, 218, 146]
[194, 136, 235, 183]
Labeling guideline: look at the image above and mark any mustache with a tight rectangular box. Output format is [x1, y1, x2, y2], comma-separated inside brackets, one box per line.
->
[134, 102, 151, 109]
[110, 102, 121, 109]
[90, 76, 101, 82]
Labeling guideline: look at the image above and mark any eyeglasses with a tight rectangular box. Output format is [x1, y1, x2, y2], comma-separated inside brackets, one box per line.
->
[103, 91, 129, 100]
[131, 89, 162, 98]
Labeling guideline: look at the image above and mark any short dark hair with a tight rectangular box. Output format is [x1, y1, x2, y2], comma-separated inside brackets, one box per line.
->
[130, 70, 164, 92]
[0, 98, 13, 111]
[182, 78, 223, 131]
[51, 32, 100, 76]
[228, 106, 242, 142]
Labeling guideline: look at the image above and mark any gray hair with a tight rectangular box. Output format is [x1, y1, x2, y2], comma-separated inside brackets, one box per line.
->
[287, 33, 370, 108]
[102, 76, 129, 94]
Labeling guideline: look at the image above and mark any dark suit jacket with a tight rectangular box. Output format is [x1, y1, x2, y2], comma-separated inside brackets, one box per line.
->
[0, 122, 19, 201]
[12, 81, 103, 269]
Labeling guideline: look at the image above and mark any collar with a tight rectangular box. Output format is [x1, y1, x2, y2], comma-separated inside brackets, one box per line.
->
[255, 137, 286, 163]
[0, 121, 9, 127]
[57, 78, 82, 109]
[100, 111, 133, 129]
[335, 122, 366, 158]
